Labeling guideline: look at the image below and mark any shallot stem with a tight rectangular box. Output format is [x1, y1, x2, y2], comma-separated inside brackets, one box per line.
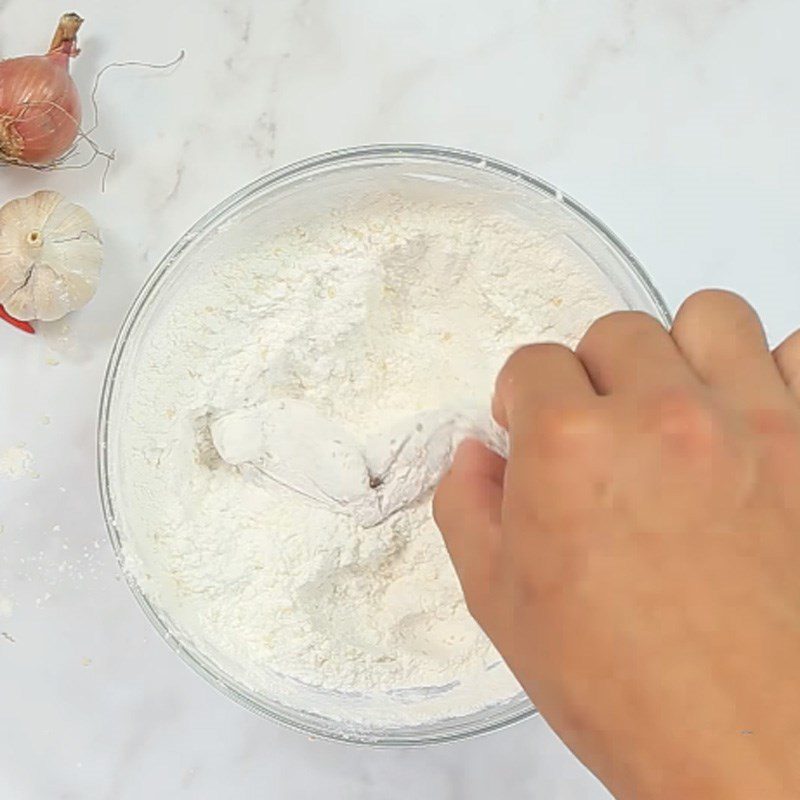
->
[48, 12, 83, 57]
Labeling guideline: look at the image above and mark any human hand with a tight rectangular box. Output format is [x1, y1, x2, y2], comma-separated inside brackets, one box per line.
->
[434, 290, 800, 799]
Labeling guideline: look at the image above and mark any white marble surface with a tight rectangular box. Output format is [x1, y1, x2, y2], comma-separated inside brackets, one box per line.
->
[1, 1, 799, 797]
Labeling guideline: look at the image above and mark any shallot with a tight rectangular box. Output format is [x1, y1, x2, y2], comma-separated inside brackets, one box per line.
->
[0, 13, 83, 167]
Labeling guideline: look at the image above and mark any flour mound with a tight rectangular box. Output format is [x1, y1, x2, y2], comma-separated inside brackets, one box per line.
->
[118, 192, 622, 726]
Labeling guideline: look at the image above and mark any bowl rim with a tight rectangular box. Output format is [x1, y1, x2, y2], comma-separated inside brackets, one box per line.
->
[98, 143, 671, 746]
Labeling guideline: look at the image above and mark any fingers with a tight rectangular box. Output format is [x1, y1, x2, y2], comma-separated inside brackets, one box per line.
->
[433, 439, 505, 610]
[492, 343, 595, 432]
[671, 290, 789, 404]
[501, 402, 613, 533]
[491, 345, 612, 532]
[773, 328, 800, 400]
[576, 311, 698, 394]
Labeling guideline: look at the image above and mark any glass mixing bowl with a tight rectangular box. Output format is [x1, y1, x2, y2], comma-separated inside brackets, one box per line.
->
[98, 144, 670, 745]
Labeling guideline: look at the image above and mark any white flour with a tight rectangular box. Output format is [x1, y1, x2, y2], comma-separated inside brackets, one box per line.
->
[119, 192, 623, 727]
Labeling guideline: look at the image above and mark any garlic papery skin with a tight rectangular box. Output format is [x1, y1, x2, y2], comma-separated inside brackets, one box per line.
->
[0, 190, 103, 322]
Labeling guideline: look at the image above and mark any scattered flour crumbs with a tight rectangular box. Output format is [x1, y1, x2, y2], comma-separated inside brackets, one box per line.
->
[119, 193, 624, 727]
[0, 446, 37, 480]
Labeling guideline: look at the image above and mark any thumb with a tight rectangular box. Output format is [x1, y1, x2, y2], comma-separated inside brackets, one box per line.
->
[433, 439, 505, 616]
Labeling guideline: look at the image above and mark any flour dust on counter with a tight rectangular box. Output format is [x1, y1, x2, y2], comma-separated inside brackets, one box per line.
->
[0, 446, 37, 480]
[118, 193, 623, 727]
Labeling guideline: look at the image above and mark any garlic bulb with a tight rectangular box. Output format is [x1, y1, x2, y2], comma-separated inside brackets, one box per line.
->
[0, 190, 103, 322]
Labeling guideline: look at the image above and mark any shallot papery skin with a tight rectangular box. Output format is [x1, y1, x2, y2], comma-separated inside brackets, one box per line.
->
[0, 13, 83, 166]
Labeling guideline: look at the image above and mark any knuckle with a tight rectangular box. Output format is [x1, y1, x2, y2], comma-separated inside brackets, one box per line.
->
[644, 389, 721, 453]
[498, 343, 572, 386]
[578, 310, 661, 353]
[499, 344, 535, 379]
[530, 403, 606, 457]
[746, 407, 800, 444]
[495, 343, 578, 422]
[680, 288, 747, 311]
[674, 289, 756, 333]
[511, 342, 573, 361]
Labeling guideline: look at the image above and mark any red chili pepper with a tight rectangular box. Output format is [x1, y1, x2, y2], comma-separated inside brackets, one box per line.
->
[0, 305, 35, 334]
